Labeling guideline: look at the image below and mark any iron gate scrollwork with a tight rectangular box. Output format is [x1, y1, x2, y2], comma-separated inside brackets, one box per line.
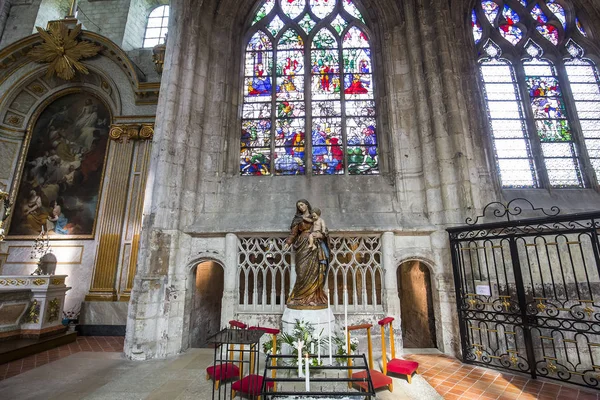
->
[447, 199, 600, 389]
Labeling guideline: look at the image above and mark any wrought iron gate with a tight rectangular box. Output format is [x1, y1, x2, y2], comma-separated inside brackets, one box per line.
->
[447, 199, 600, 389]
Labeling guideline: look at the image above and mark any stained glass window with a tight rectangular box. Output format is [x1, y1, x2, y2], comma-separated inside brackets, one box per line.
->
[241, 0, 377, 176]
[471, 0, 599, 188]
[143, 6, 169, 48]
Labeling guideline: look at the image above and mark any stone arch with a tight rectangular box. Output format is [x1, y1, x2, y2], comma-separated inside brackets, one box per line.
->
[396, 257, 441, 349]
[186, 258, 225, 348]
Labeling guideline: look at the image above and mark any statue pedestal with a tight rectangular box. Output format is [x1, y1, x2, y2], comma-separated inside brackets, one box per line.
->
[282, 306, 336, 352]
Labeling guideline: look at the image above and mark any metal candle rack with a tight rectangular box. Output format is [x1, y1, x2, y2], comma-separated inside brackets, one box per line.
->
[207, 328, 265, 400]
[261, 354, 375, 399]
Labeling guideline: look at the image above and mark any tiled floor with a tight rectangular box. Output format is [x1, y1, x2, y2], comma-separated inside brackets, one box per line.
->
[406, 353, 600, 400]
[0, 336, 124, 381]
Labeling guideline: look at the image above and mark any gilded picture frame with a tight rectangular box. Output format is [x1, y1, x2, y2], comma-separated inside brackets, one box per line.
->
[6, 88, 111, 240]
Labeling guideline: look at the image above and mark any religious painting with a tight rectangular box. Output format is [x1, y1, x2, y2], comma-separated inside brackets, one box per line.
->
[8, 91, 110, 238]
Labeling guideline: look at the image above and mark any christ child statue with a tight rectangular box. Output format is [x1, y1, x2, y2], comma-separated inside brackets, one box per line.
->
[305, 207, 327, 250]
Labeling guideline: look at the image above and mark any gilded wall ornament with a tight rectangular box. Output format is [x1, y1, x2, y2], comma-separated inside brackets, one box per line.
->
[32, 278, 47, 286]
[109, 124, 154, 142]
[47, 298, 60, 322]
[24, 300, 40, 323]
[0, 189, 11, 241]
[28, 22, 101, 81]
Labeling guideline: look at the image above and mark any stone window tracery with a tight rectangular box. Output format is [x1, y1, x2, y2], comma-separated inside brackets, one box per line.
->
[240, 0, 378, 176]
[472, 0, 599, 188]
[143, 5, 169, 48]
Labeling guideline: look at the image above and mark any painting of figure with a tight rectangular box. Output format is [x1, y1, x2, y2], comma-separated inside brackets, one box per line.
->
[8, 92, 110, 237]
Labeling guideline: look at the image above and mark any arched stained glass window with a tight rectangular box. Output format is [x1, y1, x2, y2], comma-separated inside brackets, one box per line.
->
[241, 0, 378, 176]
[471, 0, 599, 188]
[143, 5, 169, 48]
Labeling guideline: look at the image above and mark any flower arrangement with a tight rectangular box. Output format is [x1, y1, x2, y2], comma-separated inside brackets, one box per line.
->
[279, 319, 325, 367]
[62, 307, 80, 327]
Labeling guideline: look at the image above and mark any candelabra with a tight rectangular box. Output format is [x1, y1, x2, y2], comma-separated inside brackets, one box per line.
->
[30, 226, 52, 275]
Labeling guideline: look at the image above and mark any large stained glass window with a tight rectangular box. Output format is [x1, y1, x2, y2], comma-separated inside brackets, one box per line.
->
[471, 0, 599, 188]
[241, 0, 377, 176]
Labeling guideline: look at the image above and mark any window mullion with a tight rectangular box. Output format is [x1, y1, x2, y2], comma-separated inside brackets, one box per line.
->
[556, 61, 596, 189]
[305, 35, 312, 175]
[272, 44, 277, 176]
[339, 40, 347, 175]
[514, 60, 550, 189]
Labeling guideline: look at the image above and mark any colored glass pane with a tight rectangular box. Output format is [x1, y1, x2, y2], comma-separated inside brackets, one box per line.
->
[546, 0, 566, 29]
[347, 118, 377, 175]
[343, 0, 364, 22]
[311, 74, 342, 100]
[346, 100, 375, 116]
[472, 10, 483, 44]
[312, 118, 344, 175]
[277, 75, 305, 100]
[343, 49, 371, 73]
[299, 13, 316, 34]
[281, 0, 306, 19]
[343, 26, 369, 48]
[312, 28, 338, 48]
[531, 5, 548, 23]
[310, 0, 335, 19]
[502, 5, 520, 24]
[244, 33, 273, 101]
[243, 103, 272, 119]
[565, 59, 600, 177]
[267, 15, 285, 36]
[576, 18, 587, 36]
[518, 0, 527, 6]
[331, 15, 348, 35]
[312, 101, 342, 117]
[480, 59, 537, 187]
[253, 0, 275, 24]
[536, 24, 559, 45]
[499, 25, 523, 46]
[277, 101, 306, 118]
[241, 147, 271, 175]
[481, 1, 499, 25]
[344, 74, 373, 99]
[275, 118, 306, 175]
[241, 120, 271, 148]
[311, 49, 340, 73]
[278, 29, 304, 49]
[524, 59, 581, 186]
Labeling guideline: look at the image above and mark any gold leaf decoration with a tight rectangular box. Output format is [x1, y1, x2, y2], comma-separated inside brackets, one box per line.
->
[28, 22, 101, 81]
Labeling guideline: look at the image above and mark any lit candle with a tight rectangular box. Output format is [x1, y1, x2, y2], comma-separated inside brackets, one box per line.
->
[305, 353, 310, 391]
[344, 285, 349, 356]
[327, 290, 333, 365]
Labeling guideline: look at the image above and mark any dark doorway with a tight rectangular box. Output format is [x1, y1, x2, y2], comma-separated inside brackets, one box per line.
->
[397, 261, 436, 348]
[190, 261, 224, 348]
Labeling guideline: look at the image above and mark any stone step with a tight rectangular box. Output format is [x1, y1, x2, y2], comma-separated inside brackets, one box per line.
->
[0, 331, 77, 363]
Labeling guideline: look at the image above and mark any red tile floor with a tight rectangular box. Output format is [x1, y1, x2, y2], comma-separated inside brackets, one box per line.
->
[2, 339, 600, 399]
[406, 354, 600, 400]
[0, 336, 124, 381]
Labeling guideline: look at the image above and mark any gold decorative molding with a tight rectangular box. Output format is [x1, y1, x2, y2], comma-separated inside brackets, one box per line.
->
[152, 42, 166, 75]
[32, 278, 46, 286]
[28, 22, 101, 81]
[109, 124, 154, 142]
[0, 278, 26, 286]
[24, 300, 40, 324]
[47, 298, 60, 322]
[51, 278, 64, 285]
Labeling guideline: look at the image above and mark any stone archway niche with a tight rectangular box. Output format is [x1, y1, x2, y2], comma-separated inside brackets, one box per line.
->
[190, 260, 225, 348]
[397, 260, 437, 348]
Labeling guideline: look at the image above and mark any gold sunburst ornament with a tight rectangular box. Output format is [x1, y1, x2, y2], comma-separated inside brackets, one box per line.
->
[28, 22, 101, 81]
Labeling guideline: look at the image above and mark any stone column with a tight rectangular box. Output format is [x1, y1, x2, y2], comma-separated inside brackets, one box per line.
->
[381, 232, 402, 351]
[221, 233, 238, 327]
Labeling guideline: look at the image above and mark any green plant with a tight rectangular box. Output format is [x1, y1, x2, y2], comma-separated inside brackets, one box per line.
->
[279, 319, 325, 366]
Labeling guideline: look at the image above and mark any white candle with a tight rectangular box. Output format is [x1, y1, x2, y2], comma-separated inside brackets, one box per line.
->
[344, 286, 349, 356]
[317, 323, 321, 364]
[327, 289, 333, 365]
[305, 353, 310, 391]
[297, 341, 304, 377]
[311, 342, 314, 354]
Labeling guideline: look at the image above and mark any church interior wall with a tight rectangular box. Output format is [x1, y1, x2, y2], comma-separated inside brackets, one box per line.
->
[33, 0, 71, 31]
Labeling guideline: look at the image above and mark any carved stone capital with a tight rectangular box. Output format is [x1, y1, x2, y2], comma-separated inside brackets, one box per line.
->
[109, 124, 154, 142]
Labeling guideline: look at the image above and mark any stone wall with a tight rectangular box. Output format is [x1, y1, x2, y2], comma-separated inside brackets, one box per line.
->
[33, 0, 71, 30]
